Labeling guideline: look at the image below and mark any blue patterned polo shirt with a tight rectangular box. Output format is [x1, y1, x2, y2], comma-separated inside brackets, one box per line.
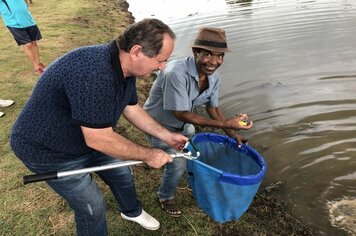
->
[10, 41, 137, 165]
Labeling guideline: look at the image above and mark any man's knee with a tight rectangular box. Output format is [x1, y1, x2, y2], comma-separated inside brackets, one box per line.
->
[167, 157, 186, 174]
[22, 41, 37, 49]
[84, 198, 106, 219]
[72, 190, 106, 221]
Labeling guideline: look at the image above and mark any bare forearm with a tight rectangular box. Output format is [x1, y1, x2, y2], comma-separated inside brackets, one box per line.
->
[206, 106, 237, 137]
[123, 105, 172, 141]
[174, 110, 227, 128]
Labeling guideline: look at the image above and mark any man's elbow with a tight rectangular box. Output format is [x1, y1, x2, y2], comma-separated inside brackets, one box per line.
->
[81, 133, 99, 150]
[81, 127, 105, 150]
[173, 111, 188, 121]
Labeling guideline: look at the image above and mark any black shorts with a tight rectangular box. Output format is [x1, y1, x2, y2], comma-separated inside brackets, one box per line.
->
[7, 25, 42, 46]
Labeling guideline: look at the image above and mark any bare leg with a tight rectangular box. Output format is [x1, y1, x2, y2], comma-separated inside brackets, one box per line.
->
[22, 41, 45, 75]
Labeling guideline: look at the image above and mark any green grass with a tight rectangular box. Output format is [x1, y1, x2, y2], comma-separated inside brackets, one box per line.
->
[0, 1, 131, 235]
[0, 0, 314, 235]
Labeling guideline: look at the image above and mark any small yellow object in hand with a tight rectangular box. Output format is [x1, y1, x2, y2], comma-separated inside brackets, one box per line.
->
[239, 120, 248, 126]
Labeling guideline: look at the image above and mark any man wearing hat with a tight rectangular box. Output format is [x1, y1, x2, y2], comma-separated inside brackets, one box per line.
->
[144, 27, 253, 217]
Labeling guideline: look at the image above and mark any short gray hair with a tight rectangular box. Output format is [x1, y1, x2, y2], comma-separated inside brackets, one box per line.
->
[116, 18, 176, 57]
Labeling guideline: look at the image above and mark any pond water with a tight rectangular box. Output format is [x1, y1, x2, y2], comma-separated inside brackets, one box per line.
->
[127, 0, 356, 235]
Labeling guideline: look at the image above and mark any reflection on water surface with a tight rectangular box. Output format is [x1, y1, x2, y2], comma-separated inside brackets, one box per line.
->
[128, 0, 356, 234]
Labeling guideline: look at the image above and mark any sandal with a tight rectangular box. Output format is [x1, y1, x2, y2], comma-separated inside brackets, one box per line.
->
[159, 199, 182, 217]
[34, 67, 44, 75]
[34, 63, 47, 76]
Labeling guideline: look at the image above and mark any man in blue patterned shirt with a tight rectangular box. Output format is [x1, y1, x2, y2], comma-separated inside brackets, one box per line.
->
[11, 18, 187, 234]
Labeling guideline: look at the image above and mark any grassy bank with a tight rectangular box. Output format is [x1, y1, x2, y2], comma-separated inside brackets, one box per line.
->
[0, 0, 314, 235]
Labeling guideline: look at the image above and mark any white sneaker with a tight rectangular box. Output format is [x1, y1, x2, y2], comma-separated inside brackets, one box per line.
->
[121, 210, 160, 231]
[0, 99, 14, 108]
[0, 112, 4, 117]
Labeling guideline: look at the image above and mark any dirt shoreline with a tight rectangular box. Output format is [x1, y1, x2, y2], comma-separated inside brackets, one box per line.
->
[116, 1, 315, 235]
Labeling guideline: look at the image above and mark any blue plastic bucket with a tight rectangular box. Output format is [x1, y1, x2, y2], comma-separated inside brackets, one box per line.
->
[186, 133, 267, 223]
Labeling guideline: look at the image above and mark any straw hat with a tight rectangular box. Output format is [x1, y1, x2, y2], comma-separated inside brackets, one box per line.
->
[192, 27, 231, 53]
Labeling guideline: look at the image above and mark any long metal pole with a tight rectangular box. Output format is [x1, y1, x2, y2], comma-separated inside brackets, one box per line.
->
[23, 153, 190, 184]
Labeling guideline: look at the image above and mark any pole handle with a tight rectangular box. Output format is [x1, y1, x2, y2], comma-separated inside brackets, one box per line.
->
[22, 152, 192, 185]
[23, 171, 58, 185]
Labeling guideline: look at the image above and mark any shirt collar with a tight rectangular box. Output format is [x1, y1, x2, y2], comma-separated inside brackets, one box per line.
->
[109, 40, 128, 81]
[187, 56, 199, 81]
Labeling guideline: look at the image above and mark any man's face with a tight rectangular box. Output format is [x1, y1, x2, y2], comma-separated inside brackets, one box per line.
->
[194, 49, 225, 76]
[133, 33, 174, 77]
